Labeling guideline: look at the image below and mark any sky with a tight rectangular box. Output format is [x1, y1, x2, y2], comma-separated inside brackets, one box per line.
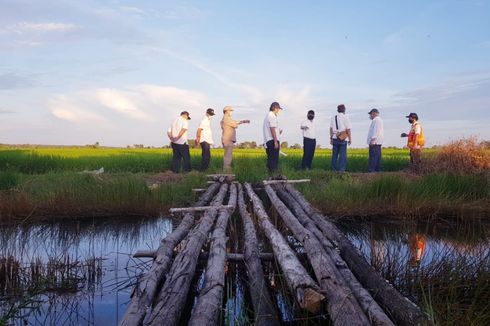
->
[1, 0, 489, 148]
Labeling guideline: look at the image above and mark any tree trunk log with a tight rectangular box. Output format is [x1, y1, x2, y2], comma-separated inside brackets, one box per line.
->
[274, 185, 394, 326]
[188, 183, 238, 326]
[243, 183, 325, 314]
[284, 184, 432, 326]
[145, 184, 229, 326]
[237, 184, 280, 326]
[119, 182, 221, 326]
[264, 185, 370, 326]
[133, 250, 282, 262]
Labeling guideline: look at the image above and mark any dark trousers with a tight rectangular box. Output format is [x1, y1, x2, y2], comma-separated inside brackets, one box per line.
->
[171, 142, 191, 173]
[410, 149, 421, 171]
[331, 139, 348, 171]
[200, 141, 211, 171]
[368, 144, 382, 172]
[265, 140, 280, 172]
[301, 137, 316, 169]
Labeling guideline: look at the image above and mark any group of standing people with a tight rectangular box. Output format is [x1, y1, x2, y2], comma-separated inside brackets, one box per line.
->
[166, 102, 424, 174]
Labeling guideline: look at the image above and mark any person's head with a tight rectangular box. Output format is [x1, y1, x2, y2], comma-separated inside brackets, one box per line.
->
[307, 110, 315, 120]
[368, 108, 379, 120]
[337, 104, 346, 113]
[180, 111, 191, 120]
[406, 112, 418, 124]
[206, 108, 215, 118]
[223, 106, 234, 116]
[269, 102, 283, 115]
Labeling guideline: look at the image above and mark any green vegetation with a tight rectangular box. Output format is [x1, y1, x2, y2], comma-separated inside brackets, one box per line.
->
[0, 145, 488, 220]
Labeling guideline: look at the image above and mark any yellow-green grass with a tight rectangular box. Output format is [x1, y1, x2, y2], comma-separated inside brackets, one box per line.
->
[0, 146, 488, 220]
[0, 146, 413, 176]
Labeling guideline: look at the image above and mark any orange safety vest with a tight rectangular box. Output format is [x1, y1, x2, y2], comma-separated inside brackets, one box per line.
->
[407, 122, 425, 148]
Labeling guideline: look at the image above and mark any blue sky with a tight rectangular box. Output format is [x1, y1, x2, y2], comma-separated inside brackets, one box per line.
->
[1, 0, 489, 148]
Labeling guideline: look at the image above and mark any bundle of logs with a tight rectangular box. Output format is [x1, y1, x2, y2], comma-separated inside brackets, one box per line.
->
[120, 177, 432, 326]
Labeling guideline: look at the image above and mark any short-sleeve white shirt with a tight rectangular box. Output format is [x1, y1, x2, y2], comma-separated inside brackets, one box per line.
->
[301, 119, 316, 139]
[263, 111, 280, 143]
[198, 115, 214, 144]
[330, 113, 352, 139]
[167, 116, 188, 145]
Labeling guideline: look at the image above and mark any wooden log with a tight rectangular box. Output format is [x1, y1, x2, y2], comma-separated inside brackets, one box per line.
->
[262, 179, 310, 185]
[133, 250, 296, 262]
[169, 205, 234, 214]
[206, 174, 235, 178]
[146, 184, 229, 326]
[264, 185, 370, 326]
[119, 182, 221, 326]
[243, 183, 325, 314]
[274, 185, 394, 326]
[188, 184, 238, 326]
[284, 184, 432, 326]
[237, 184, 280, 326]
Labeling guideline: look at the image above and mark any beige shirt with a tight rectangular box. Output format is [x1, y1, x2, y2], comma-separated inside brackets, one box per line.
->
[221, 115, 239, 146]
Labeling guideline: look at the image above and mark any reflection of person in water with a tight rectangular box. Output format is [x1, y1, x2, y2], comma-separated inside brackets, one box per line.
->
[409, 233, 426, 267]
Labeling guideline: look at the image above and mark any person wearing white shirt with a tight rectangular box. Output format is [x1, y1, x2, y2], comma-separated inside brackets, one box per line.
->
[167, 111, 191, 172]
[263, 101, 283, 172]
[329, 104, 352, 171]
[300, 110, 316, 170]
[366, 108, 384, 172]
[196, 108, 215, 171]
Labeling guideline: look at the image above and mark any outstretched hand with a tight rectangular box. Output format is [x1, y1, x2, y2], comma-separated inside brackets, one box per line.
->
[401, 133, 408, 137]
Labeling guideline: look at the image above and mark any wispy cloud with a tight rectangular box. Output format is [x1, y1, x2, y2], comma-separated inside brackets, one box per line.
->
[0, 73, 35, 89]
[1, 22, 80, 34]
[0, 108, 15, 114]
[155, 48, 265, 105]
[49, 95, 105, 124]
[96, 88, 150, 121]
[136, 84, 207, 109]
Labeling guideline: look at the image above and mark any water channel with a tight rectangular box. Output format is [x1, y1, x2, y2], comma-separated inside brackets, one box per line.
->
[0, 215, 488, 325]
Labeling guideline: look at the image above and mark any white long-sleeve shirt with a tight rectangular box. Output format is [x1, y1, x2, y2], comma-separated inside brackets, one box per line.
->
[366, 116, 384, 145]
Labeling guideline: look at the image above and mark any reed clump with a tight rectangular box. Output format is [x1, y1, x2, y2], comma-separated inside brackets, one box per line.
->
[422, 138, 490, 174]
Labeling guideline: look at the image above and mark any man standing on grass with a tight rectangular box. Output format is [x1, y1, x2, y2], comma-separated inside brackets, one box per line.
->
[167, 111, 191, 173]
[263, 102, 283, 173]
[195, 108, 215, 171]
[401, 112, 425, 171]
[366, 108, 384, 172]
[329, 104, 352, 172]
[220, 106, 250, 171]
[300, 110, 316, 170]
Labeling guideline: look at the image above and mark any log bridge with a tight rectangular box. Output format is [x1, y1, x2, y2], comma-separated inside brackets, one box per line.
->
[120, 177, 432, 326]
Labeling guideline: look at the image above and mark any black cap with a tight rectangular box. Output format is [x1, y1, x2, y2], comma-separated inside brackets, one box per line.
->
[405, 112, 418, 120]
[307, 110, 315, 115]
[368, 108, 379, 114]
[180, 111, 191, 120]
[206, 108, 215, 116]
[337, 104, 346, 112]
[270, 102, 284, 111]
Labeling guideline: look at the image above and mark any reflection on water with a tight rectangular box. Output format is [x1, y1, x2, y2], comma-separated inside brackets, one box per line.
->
[1, 216, 489, 325]
[337, 217, 490, 301]
[0, 217, 173, 325]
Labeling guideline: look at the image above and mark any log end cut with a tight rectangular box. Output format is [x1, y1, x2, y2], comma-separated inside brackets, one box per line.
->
[298, 287, 325, 314]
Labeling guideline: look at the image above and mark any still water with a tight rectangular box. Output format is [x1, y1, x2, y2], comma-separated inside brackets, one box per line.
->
[0, 216, 488, 325]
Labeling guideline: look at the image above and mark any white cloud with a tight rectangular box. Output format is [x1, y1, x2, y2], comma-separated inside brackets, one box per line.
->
[136, 84, 207, 109]
[96, 88, 151, 121]
[49, 95, 105, 123]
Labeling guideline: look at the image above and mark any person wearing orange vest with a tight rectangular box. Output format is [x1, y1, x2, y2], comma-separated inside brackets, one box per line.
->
[401, 112, 425, 170]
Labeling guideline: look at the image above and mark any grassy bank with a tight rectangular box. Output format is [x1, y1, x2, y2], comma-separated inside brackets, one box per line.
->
[1, 170, 488, 221]
[0, 143, 488, 220]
